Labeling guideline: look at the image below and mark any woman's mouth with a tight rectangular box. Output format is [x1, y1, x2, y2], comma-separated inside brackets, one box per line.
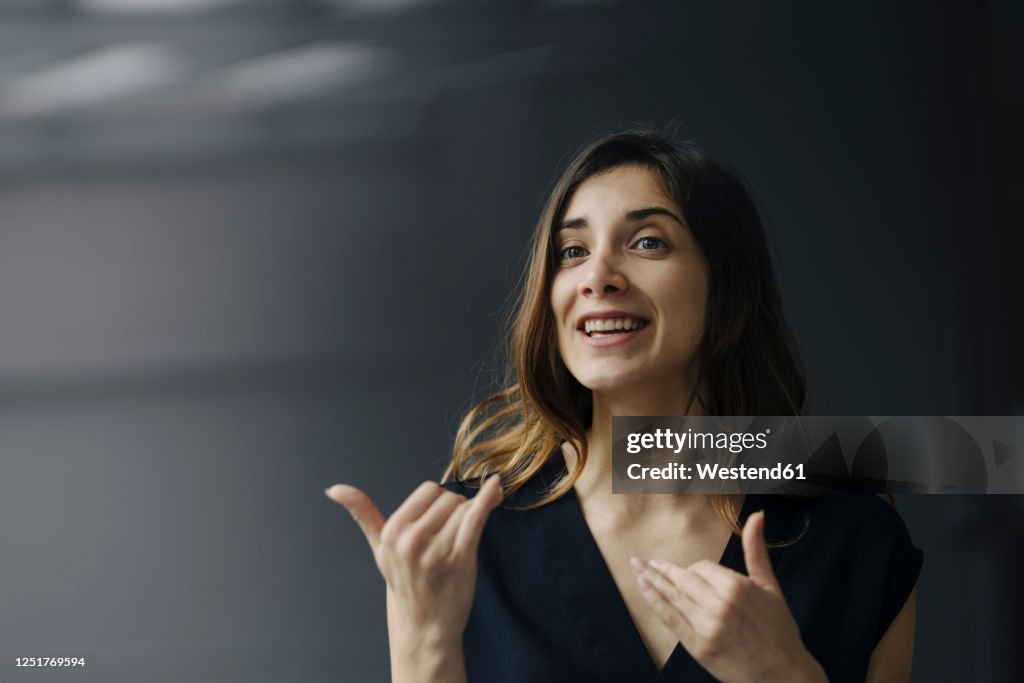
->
[580, 317, 650, 338]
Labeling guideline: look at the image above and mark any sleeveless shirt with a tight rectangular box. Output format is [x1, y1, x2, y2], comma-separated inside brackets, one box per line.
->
[444, 449, 923, 682]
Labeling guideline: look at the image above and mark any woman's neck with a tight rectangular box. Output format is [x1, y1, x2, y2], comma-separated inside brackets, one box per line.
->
[565, 385, 712, 525]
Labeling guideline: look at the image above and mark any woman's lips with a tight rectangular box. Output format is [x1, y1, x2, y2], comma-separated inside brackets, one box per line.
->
[576, 323, 649, 347]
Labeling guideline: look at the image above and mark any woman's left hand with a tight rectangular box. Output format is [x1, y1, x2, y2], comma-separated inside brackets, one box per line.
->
[631, 511, 828, 683]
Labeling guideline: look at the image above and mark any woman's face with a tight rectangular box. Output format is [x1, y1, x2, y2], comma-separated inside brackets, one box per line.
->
[549, 164, 709, 398]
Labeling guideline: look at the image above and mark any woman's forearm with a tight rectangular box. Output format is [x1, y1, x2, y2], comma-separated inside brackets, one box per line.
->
[387, 588, 468, 683]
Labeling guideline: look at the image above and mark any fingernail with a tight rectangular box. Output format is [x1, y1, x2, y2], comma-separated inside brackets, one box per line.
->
[636, 574, 651, 590]
[629, 556, 647, 573]
[649, 558, 668, 571]
[324, 486, 334, 498]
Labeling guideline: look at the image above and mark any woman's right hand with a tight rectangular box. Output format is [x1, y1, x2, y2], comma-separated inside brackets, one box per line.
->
[325, 475, 503, 679]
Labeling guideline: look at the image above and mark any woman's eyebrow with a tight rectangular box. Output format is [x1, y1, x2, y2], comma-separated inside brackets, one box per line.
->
[556, 206, 684, 233]
[625, 207, 685, 226]
[557, 216, 588, 232]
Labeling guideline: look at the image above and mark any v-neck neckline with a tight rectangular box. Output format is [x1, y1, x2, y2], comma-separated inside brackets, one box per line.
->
[537, 448, 756, 681]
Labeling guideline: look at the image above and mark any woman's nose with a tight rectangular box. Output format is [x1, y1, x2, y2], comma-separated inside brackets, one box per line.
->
[579, 251, 628, 297]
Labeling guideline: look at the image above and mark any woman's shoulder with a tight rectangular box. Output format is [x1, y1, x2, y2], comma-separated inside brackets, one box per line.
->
[442, 449, 568, 507]
[762, 494, 923, 600]
[441, 476, 554, 510]
[441, 479, 478, 497]
[769, 494, 914, 541]
[443, 478, 514, 505]
[764, 494, 924, 652]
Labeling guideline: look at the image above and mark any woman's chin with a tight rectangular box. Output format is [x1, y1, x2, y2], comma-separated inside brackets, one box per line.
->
[576, 372, 649, 396]
[574, 366, 695, 409]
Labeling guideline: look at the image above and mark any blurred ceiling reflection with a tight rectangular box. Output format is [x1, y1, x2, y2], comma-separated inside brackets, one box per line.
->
[0, 0, 623, 173]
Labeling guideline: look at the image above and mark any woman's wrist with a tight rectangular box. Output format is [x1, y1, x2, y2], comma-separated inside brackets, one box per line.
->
[389, 638, 466, 679]
[389, 631, 466, 683]
[385, 585, 469, 682]
[787, 651, 828, 683]
[753, 646, 826, 683]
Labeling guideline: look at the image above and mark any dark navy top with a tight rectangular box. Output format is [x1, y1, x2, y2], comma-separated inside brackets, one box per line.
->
[445, 449, 923, 683]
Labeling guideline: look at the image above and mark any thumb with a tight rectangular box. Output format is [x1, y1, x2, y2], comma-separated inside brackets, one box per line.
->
[325, 484, 385, 554]
[742, 510, 780, 592]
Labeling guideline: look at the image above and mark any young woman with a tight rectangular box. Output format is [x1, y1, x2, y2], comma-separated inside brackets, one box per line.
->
[326, 130, 923, 682]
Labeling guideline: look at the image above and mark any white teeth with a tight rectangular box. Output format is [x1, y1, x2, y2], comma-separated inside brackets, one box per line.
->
[583, 317, 647, 334]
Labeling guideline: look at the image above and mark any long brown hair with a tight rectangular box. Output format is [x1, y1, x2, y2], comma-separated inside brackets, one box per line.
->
[443, 129, 806, 530]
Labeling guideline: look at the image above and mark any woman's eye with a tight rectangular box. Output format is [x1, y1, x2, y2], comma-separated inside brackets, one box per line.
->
[558, 245, 588, 261]
[634, 236, 668, 251]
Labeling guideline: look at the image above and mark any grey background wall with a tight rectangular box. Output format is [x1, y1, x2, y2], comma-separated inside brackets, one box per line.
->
[0, 1, 1021, 681]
